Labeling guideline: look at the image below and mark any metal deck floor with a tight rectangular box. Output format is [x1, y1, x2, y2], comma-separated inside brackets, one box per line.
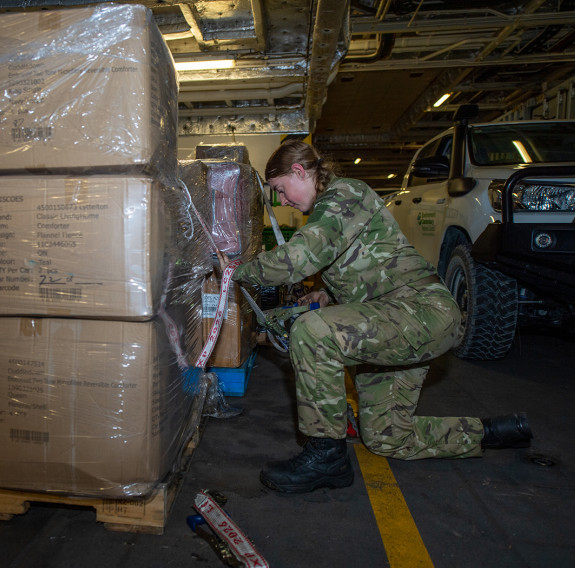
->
[2, 326, 574, 568]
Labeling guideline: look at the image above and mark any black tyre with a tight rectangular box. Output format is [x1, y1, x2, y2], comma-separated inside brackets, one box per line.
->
[444, 244, 518, 360]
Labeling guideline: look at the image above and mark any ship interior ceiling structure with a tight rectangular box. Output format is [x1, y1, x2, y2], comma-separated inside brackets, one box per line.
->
[4, 0, 575, 191]
[0, 2, 574, 568]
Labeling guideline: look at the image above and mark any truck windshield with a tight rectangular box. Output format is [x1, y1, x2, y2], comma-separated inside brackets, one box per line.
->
[469, 123, 575, 165]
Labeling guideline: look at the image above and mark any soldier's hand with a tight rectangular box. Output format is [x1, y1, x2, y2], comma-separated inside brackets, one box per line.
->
[216, 250, 231, 273]
[297, 289, 330, 308]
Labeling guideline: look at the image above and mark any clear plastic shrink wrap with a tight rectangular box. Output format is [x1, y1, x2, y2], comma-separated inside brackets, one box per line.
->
[0, 176, 213, 497]
[195, 143, 251, 165]
[203, 160, 263, 260]
[170, 159, 215, 365]
[0, 4, 177, 180]
[173, 160, 214, 293]
[193, 159, 264, 367]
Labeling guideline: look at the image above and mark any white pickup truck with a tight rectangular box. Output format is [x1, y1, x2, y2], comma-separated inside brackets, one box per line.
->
[386, 105, 575, 360]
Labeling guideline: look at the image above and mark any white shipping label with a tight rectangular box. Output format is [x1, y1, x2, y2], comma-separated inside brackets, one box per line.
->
[202, 292, 229, 320]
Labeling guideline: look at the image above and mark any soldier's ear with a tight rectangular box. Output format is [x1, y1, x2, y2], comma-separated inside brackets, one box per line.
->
[291, 163, 305, 178]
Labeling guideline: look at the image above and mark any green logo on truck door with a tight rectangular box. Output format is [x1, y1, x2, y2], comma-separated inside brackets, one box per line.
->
[417, 211, 435, 235]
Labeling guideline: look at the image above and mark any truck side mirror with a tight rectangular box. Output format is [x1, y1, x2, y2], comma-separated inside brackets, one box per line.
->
[448, 177, 475, 196]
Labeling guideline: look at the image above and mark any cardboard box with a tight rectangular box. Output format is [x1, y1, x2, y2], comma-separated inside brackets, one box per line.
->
[202, 274, 256, 368]
[0, 4, 177, 177]
[0, 306, 204, 497]
[0, 176, 177, 319]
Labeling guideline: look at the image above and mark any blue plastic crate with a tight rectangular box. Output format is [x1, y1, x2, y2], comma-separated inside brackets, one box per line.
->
[212, 348, 257, 396]
[182, 348, 257, 397]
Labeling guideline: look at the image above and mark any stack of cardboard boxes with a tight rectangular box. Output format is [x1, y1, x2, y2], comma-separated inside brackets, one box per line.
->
[0, 5, 212, 498]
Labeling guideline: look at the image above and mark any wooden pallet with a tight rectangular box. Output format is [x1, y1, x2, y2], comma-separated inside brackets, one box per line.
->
[0, 425, 204, 535]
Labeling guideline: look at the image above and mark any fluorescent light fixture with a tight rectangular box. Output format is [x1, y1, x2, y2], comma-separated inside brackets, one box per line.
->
[433, 93, 452, 107]
[387, 173, 397, 179]
[354, 158, 362, 164]
[175, 59, 235, 72]
[512, 140, 533, 163]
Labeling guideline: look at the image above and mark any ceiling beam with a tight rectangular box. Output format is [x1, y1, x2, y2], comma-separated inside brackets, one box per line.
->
[306, 0, 350, 128]
[340, 52, 575, 73]
[351, 10, 575, 35]
[178, 109, 309, 136]
[250, 0, 267, 53]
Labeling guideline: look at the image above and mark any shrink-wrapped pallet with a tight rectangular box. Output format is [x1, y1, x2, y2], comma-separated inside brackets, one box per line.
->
[186, 159, 263, 367]
[0, 5, 218, 501]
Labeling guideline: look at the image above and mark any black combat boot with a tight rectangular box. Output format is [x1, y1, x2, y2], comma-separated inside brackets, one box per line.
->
[260, 437, 354, 493]
[481, 413, 533, 449]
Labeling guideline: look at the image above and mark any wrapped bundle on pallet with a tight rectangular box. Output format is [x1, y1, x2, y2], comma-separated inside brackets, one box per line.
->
[183, 158, 264, 372]
[203, 159, 264, 262]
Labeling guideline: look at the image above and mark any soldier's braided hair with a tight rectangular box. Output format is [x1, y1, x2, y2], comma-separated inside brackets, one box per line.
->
[265, 140, 334, 195]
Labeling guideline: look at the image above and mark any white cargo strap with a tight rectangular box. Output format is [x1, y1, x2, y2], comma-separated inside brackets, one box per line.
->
[194, 490, 269, 568]
[194, 258, 241, 369]
[256, 172, 285, 246]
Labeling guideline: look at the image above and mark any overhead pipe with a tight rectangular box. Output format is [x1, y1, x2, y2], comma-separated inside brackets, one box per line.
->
[178, 83, 303, 104]
[166, 3, 205, 46]
[344, 33, 394, 63]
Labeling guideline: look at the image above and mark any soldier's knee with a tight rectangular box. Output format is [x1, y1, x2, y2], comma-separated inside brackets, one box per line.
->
[290, 310, 331, 345]
[288, 317, 305, 355]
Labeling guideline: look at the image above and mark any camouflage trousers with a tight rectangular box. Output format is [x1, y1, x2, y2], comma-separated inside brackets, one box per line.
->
[289, 282, 484, 460]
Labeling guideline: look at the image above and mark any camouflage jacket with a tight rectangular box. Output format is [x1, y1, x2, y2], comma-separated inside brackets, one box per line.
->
[232, 176, 436, 303]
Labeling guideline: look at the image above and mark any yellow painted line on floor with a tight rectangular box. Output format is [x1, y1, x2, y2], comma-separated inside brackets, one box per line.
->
[354, 444, 434, 568]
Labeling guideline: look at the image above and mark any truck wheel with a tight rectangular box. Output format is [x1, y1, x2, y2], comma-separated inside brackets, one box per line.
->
[444, 244, 518, 360]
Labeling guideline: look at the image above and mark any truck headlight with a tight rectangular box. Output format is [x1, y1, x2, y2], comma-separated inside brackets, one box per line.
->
[489, 180, 575, 211]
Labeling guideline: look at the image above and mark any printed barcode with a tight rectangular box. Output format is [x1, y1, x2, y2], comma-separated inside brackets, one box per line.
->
[40, 287, 83, 302]
[10, 429, 49, 443]
[202, 292, 229, 319]
[11, 126, 53, 142]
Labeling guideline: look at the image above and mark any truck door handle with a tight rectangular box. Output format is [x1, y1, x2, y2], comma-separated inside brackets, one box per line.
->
[412, 197, 422, 204]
